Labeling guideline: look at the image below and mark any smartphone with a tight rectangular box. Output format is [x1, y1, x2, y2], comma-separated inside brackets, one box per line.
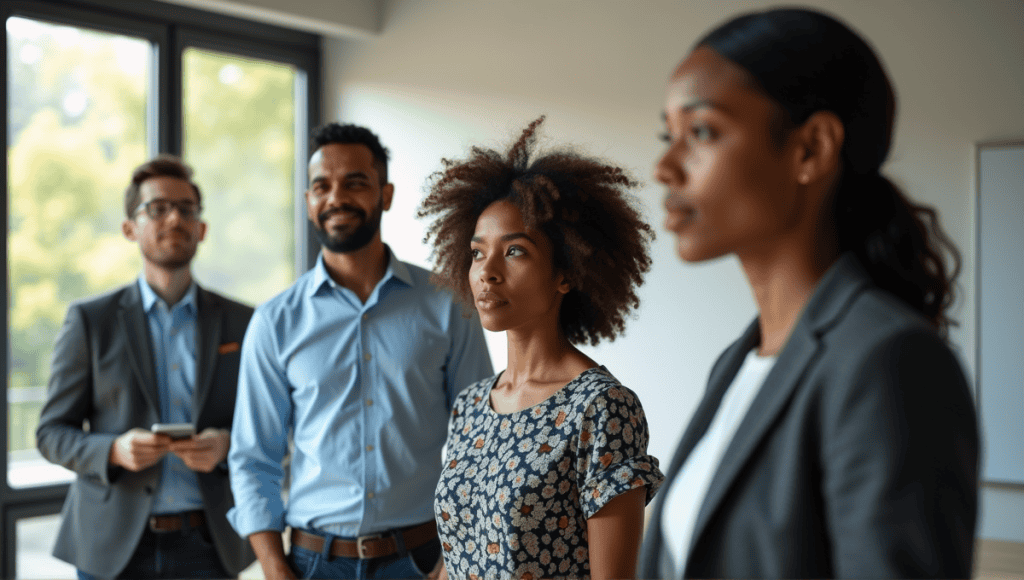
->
[151, 423, 195, 440]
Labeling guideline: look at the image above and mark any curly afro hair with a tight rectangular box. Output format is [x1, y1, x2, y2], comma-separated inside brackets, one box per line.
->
[418, 116, 654, 346]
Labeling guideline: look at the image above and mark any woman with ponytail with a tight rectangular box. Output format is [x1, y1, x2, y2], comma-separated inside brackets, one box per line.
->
[640, 7, 978, 579]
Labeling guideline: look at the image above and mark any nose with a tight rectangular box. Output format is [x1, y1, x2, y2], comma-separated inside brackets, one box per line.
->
[164, 204, 185, 224]
[321, 182, 344, 205]
[475, 253, 503, 284]
[654, 140, 686, 188]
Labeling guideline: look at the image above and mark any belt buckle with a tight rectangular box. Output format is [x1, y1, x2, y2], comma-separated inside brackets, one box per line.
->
[355, 533, 382, 559]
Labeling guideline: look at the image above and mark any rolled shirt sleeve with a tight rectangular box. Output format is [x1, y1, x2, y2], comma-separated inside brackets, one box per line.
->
[576, 384, 664, 519]
[227, 308, 292, 537]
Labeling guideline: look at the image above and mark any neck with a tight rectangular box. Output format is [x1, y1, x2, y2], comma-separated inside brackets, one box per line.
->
[142, 262, 194, 306]
[502, 321, 594, 389]
[738, 238, 838, 357]
[321, 238, 388, 303]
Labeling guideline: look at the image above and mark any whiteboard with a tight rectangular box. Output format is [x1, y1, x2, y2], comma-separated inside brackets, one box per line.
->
[977, 142, 1024, 485]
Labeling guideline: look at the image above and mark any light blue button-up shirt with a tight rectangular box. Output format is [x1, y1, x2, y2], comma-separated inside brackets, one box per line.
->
[228, 249, 493, 538]
[138, 278, 204, 515]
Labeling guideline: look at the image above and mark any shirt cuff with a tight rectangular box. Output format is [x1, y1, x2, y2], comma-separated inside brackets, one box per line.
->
[227, 504, 286, 538]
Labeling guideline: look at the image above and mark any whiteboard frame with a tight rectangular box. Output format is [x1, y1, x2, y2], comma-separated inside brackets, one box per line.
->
[975, 139, 1024, 488]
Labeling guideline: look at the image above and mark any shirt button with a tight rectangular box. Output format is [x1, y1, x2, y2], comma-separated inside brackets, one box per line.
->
[366, 492, 375, 499]
[362, 314, 368, 321]
[171, 364, 179, 371]
[365, 398, 373, 406]
[366, 445, 374, 452]
[364, 353, 371, 361]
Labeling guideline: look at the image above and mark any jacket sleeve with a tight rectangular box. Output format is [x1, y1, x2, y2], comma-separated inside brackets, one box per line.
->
[821, 327, 979, 578]
[35, 304, 119, 486]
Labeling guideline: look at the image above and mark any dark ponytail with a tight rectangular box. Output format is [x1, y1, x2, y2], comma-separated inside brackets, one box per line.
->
[834, 172, 960, 334]
[698, 7, 960, 335]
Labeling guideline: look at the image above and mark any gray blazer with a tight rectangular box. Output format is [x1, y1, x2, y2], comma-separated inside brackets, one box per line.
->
[639, 255, 979, 579]
[36, 282, 256, 577]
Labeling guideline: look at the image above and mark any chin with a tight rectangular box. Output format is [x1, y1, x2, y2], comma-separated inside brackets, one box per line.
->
[478, 317, 509, 334]
[674, 239, 724, 264]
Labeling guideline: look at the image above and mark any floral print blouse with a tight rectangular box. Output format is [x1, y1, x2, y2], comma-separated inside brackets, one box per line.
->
[435, 366, 664, 579]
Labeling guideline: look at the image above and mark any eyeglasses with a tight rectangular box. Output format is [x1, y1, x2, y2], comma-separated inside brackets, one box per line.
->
[134, 199, 202, 221]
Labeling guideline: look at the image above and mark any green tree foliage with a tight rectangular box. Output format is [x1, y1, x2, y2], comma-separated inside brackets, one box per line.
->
[184, 48, 296, 306]
[8, 20, 147, 396]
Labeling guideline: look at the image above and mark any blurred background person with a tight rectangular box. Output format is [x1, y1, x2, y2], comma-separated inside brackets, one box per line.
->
[36, 155, 255, 579]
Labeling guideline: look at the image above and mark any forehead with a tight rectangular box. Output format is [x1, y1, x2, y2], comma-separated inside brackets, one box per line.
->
[473, 200, 553, 249]
[139, 176, 198, 203]
[665, 46, 764, 114]
[309, 143, 378, 179]
[475, 200, 527, 235]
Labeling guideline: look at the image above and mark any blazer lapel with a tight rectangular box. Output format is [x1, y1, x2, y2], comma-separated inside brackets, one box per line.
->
[640, 321, 760, 575]
[669, 321, 761, 481]
[193, 286, 222, 418]
[119, 283, 160, 415]
[686, 254, 870, 563]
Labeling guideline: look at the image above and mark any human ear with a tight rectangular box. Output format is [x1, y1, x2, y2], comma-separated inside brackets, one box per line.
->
[793, 111, 844, 185]
[381, 183, 395, 212]
[122, 219, 137, 241]
[304, 189, 317, 221]
[555, 272, 571, 295]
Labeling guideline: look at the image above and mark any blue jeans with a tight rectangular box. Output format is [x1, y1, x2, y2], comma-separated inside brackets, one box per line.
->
[77, 521, 227, 580]
[289, 529, 441, 580]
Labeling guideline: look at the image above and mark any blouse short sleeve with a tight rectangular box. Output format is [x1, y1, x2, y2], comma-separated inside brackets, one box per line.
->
[576, 384, 664, 519]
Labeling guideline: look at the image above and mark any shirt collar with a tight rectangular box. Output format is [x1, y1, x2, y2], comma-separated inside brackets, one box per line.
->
[309, 244, 414, 297]
[138, 276, 198, 315]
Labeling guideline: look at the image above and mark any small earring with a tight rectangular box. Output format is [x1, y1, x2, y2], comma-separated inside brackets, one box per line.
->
[798, 173, 810, 185]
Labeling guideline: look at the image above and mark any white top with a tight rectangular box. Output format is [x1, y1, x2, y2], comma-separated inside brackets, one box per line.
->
[660, 349, 777, 577]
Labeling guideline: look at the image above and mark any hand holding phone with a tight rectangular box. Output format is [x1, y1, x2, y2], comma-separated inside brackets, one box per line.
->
[151, 422, 195, 440]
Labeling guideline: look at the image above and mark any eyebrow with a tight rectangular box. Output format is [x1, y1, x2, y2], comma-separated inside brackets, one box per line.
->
[681, 99, 715, 112]
[311, 171, 371, 184]
[471, 232, 537, 245]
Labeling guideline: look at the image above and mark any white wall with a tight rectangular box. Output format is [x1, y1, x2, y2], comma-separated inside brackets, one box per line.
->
[319, 0, 1024, 543]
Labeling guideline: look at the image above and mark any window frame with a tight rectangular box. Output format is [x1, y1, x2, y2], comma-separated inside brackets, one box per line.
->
[0, 0, 321, 574]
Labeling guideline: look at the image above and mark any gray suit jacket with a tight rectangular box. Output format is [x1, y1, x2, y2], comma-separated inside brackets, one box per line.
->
[36, 282, 257, 577]
[639, 255, 979, 579]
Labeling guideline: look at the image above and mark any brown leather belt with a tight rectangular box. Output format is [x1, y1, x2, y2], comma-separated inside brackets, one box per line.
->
[149, 510, 205, 532]
[290, 521, 437, 560]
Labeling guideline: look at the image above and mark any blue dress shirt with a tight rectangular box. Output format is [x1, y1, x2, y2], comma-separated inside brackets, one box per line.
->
[228, 248, 493, 538]
[138, 278, 204, 515]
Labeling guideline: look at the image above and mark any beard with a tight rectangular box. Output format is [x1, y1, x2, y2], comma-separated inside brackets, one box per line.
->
[142, 229, 199, 270]
[313, 198, 383, 254]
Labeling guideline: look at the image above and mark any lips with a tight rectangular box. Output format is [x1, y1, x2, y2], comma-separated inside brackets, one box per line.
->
[320, 206, 365, 226]
[664, 193, 696, 231]
[475, 290, 508, 310]
[159, 228, 191, 242]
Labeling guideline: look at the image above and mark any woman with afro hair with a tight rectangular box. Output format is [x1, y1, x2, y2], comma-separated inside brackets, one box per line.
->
[419, 116, 664, 580]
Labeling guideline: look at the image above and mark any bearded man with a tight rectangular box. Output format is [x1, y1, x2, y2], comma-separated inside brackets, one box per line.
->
[37, 155, 256, 579]
[227, 123, 493, 580]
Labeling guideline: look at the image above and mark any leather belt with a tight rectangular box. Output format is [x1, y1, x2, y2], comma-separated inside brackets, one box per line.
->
[149, 510, 205, 532]
[290, 521, 437, 560]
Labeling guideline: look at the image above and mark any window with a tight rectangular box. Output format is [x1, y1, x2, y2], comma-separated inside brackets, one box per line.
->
[1, 0, 320, 574]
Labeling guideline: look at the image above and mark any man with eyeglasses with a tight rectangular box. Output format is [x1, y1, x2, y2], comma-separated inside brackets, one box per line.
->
[37, 154, 256, 579]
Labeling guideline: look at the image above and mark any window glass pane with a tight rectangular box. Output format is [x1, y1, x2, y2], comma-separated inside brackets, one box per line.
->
[183, 47, 297, 306]
[16, 513, 76, 578]
[6, 16, 150, 487]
